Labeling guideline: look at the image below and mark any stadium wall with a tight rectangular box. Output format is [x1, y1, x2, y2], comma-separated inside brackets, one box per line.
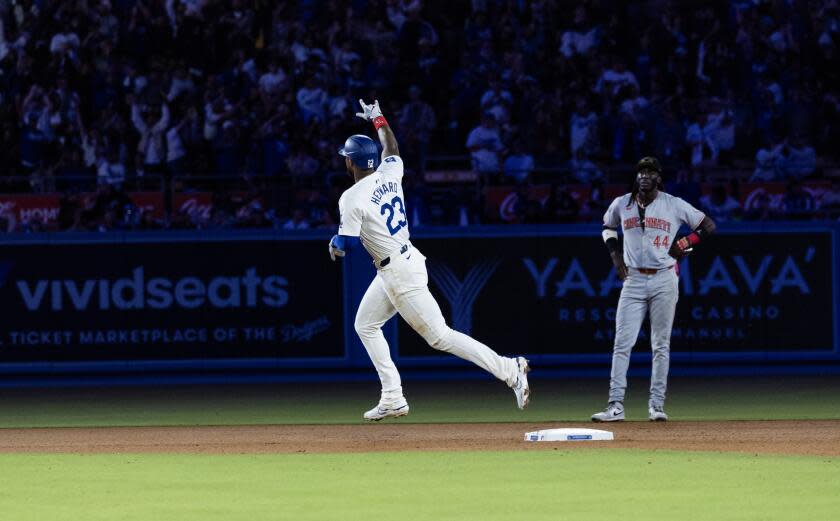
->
[0, 224, 837, 384]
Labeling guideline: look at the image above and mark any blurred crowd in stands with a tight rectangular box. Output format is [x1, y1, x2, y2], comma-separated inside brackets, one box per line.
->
[0, 0, 838, 232]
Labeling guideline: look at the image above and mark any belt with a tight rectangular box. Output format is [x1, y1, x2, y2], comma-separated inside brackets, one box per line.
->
[633, 266, 673, 275]
[378, 244, 410, 268]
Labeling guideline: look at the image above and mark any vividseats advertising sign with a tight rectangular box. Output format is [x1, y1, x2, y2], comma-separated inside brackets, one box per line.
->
[0, 238, 343, 363]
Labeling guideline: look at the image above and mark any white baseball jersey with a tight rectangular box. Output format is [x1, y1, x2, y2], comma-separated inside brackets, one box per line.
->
[603, 191, 705, 270]
[338, 155, 410, 263]
[342, 155, 521, 402]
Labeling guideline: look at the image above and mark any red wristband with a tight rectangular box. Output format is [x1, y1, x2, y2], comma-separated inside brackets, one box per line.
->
[372, 116, 388, 130]
[686, 232, 701, 246]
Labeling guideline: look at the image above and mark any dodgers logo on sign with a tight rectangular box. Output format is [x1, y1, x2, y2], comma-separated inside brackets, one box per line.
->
[427, 260, 500, 335]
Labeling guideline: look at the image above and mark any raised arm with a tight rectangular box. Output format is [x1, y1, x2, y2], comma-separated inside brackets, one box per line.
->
[355, 99, 399, 158]
[376, 120, 400, 159]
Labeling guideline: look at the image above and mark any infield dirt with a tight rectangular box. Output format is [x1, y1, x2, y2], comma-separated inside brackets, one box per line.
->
[0, 420, 837, 456]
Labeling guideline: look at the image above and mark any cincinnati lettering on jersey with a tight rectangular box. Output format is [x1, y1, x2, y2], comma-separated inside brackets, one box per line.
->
[370, 181, 400, 205]
[623, 216, 672, 232]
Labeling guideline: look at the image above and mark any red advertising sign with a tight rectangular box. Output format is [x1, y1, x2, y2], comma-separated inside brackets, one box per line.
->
[484, 183, 628, 222]
[721, 182, 832, 209]
[172, 192, 260, 223]
[173, 192, 213, 221]
[0, 192, 164, 225]
[0, 194, 61, 224]
[485, 181, 835, 222]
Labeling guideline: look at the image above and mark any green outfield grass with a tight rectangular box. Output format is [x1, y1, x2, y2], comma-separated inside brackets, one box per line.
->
[0, 450, 836, 521]
[0, 375, 838, 428]
[1, 376, 838, 521]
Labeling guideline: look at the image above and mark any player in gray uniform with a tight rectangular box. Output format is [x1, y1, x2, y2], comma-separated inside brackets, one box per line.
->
[592, 157, 716, 422]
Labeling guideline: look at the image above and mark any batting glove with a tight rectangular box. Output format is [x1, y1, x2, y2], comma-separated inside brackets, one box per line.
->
[355, 99, 383, 122]
[668, 237, 693, 259]
[329, 234, 346, 261]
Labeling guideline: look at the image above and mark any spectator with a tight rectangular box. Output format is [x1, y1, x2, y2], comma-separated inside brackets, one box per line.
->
[579, 180, 609, 223]
[569, 99, 598, 156]
[398, 85, 436, 175]
[0, 0, 836, 230]
[567, 149, 604, 184]
[283, 207, 311, 230]
[166, 108, 196, 177]
[503, 141, 535, 184]
[97, 148, 127, 187]
[595, 59, 638, 99]
[546, 185, 580, 223]
[131, 102, 170, 177]
[167, 66, 197, 102]
[19, 113, 49, 172]
[49, 26, 80, 58]
[751, 138, 781, 181]
[84, 184, 134, 230]
[743, 192, 781, 222]
[559, 6, 600, 58]
[466, 112, 504, 175]
[782, 181, 816, 220]
[203, 96, 234, 142]
[213, 121, 242, 176]
[700, 185, 742, 223]
[480, 77, 513, 123]
[819, 178, 840, 220]
[685, 112, 718, 168]
[259, 59, 287, 98]
[286, 146, 319, 179]
[781, 137, 817, 179]
[296, 76, 328, 124]
[614, 84, 650, 160]
[703, 98, 735, 163]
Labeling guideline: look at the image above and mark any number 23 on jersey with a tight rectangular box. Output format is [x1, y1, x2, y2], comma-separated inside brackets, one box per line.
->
[381, 196, 407, 235]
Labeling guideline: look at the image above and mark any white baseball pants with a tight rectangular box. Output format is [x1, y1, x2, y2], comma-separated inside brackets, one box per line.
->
[354, 247, 519, 398]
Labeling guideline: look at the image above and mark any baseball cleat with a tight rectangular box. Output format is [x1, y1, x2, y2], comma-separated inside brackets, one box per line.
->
[363, 397, 410, 421]
[648, 405, 668, 422]
[512, 357, 530, 410]
[591, 401, 625, 422]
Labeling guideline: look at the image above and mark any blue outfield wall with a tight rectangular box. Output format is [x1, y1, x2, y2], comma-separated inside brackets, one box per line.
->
[0, 223, 837, 380]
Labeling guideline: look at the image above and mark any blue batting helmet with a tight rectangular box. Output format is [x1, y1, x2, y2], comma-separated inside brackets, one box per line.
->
[338, 134, 380, 170]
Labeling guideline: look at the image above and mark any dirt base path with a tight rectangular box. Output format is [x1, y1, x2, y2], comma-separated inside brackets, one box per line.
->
[0, 421, 837, 456]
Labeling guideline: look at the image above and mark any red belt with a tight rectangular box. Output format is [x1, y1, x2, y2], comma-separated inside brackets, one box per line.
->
[634, 266, 674, 275]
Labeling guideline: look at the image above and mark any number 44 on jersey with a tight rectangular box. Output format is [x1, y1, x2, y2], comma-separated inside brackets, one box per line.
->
[652, 235, 670, 248]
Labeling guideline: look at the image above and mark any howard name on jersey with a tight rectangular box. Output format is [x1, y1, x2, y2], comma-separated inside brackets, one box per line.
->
[338, 156, 410, 262]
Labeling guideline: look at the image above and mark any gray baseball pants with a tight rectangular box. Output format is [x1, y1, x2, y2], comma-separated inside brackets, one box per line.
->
[608, 266, 679, 408]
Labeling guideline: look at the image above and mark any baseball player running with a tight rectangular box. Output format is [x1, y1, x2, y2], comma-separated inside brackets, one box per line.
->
[330, 99, 530, 421]
[592, 157, 716, 422]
